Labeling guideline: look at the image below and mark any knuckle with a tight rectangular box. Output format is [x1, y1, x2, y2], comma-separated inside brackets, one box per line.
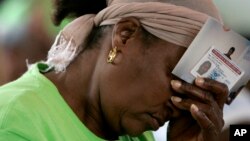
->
[204, 92, 213, 102]
[180, 99, 191, 109]
[221, 83, 229, 94]
[203, 79, 215, 90]
[204, 78, 214, 85]
[205, 78, 229, 95]
[182, 82, 194, 91]
[219, 83, 229, 100]
[208, 105, 215, 114]
[206, 123, 215, 131]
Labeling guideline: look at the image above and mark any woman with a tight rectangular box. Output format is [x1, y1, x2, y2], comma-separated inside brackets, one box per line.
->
[0, 0, 228, 141]
[196, 61, 212, 76]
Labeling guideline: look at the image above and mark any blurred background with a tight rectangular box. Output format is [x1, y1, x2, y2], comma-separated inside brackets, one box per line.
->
[0, 0, 249, 141]
[213, 0, 250, 38]
[0, 0, 69, 85]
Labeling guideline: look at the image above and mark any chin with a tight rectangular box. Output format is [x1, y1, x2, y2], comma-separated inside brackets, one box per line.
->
[121, 114, 157, 136]
[121, 121, 149, 137]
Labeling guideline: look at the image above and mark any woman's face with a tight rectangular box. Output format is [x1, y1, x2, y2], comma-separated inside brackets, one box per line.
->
[197, 61, 211, 75]
[99, 34, 186, 136]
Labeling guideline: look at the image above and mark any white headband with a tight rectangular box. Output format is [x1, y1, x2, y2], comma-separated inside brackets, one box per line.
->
[46, 2, 209, 72]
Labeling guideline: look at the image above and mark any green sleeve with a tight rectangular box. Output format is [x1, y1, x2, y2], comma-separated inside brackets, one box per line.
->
[0, 130, 29, 141]
[119, 131, 155, 141]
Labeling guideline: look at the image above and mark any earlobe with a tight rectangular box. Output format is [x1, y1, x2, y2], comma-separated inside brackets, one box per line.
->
[107, 46, 118, 63]
[112, 17, 141, 47]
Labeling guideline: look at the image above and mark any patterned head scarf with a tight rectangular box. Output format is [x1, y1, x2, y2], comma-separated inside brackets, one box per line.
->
[46, 0, 221, 72]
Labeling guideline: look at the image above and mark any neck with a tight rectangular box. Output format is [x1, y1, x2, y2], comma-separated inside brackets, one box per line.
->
[45, 45, 118, 140]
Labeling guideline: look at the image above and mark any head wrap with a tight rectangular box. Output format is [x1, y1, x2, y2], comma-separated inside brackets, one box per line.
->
[46, 0, 220, 72]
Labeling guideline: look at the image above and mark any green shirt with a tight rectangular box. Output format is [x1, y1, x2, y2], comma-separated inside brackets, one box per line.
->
[0, 63, 155, 141]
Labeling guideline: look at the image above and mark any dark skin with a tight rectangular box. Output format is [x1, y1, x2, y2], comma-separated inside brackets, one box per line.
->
[46, 17, 228, 140]
[168, 78, 227, 141]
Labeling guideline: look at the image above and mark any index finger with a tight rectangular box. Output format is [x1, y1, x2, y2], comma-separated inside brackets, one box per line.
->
[171, 79, 214, 103]
[195, 77, 228, 108]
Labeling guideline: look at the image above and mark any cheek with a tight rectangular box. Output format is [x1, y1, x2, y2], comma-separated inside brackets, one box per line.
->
[141, 70, 173, 105]
[98, 63, 148, 133]
[99, 54, 174, 132]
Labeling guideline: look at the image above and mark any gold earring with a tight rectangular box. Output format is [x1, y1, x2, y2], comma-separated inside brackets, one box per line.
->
[107, 46, 117, 63]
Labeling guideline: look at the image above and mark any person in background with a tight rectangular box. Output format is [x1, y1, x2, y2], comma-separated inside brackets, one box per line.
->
[0, 0, 68, 85]
[0, 0, 228, 141]
[224, 47, 235, 60]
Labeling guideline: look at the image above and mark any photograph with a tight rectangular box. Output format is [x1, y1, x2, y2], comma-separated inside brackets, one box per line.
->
[172, 17, 250, 104]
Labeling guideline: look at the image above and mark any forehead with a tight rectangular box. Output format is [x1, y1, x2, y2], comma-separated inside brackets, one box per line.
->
[141, 38, 186, 69]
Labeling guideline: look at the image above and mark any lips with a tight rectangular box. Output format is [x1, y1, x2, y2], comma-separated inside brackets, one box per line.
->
[146, 101, 177, 130]
[167, 100, 181, 118]
[149, 114, 160, 130]
[151, 114, 165, 127]
[148, 113, 165, 130]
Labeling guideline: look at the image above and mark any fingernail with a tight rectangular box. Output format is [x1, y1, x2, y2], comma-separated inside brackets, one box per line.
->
[190, 104, 199, 112]
[171, 80, 181, 88]
[171, 96, 182, 102]
[196, 77, 204, 85]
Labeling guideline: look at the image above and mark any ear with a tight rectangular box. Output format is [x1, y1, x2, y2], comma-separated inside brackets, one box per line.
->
[112, 17, 141, 48]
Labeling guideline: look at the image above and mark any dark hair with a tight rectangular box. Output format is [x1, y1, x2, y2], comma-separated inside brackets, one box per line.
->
[52, 0, 107, 25]
[203, 60, 212, 66]
[230, 47, 235, 52]
[52, 0, 156, 49]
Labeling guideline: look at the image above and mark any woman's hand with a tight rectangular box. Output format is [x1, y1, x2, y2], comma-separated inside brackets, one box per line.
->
[167, 77, 228, 141]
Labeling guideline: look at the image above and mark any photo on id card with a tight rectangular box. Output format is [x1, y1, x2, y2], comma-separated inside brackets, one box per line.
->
[172, 17, 250, 105]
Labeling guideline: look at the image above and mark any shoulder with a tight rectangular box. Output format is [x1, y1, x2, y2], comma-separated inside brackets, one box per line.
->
[0, 68, 56, 140]
[0, 82, 38, 140]
[0, 78, 42, 127]
[0, 67, 44, 109]
[0, 64, 55, 128]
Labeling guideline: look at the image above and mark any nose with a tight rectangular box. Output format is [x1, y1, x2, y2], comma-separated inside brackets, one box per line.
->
[165, 99, 181, 118]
